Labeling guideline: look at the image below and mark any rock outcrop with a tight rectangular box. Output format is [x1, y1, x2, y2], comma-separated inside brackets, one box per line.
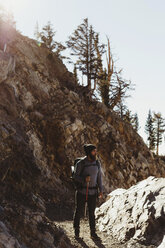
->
[95, 176, 165, 247]
[0, 203, 73, 248]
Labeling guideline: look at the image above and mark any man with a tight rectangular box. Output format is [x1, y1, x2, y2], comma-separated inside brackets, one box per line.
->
[73, 143, 103, 240]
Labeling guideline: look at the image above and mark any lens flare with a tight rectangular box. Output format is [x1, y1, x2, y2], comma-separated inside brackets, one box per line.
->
[0, 0, 26, 12]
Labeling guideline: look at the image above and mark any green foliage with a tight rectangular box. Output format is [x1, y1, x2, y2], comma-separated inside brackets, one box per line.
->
[145, 110, 165, 155]
[95, 36, 110, 107]
[66, 18, 105, 89]
[122, 109, 134, 125]
[118, 108, 139, 132]
[35, 21, 66, 58]
[110, 70, 134, 110]
[67, 18, 134, 110]
[132, 112, 139, 132]
[153, 112, 165, 155]
[96, 37, 134, 112]
[40, 21, 57, 51]
[145, 110, 156, 151]
[97, 69, 110, 107]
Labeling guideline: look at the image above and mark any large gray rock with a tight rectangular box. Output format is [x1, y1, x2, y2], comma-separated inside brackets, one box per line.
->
[95, 176, 165, 246]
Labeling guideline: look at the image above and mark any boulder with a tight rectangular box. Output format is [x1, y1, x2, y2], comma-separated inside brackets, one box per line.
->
[95, 176, 165, 246]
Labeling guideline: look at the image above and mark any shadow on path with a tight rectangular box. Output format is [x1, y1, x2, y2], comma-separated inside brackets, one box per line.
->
[92, 239, 106, 248]
[75, 237, 90, 248]
[75, 237, 106, 248]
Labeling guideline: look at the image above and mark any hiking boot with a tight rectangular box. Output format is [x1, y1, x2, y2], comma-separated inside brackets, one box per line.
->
[74, 229, 80, 239]
[90, 232, 100, 241]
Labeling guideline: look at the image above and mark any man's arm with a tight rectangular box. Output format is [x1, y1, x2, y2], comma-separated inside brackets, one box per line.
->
[73, 160, 85, 184]
[97, 160, 103, 193]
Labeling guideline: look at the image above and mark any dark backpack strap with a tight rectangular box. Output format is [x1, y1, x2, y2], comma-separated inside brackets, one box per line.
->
[79, 158, 86, 177]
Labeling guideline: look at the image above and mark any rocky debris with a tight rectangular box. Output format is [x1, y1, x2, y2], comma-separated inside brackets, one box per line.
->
[95, 176, 165, 247]
[0, 220, 23, 248]
[0, 200, 74, 248]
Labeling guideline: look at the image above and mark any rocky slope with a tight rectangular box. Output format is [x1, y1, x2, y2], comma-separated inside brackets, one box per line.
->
[0, 26, 165, 247]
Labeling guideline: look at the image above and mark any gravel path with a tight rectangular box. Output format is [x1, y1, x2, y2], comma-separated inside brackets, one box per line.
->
[54, 219, 156, 248]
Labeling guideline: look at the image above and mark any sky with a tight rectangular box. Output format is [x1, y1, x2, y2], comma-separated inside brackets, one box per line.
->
[1, 0, 165, 155]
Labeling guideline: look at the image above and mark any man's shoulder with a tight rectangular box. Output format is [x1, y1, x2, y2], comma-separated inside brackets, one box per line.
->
[76, 156, 87, 165]
[84, 158, 101, 168]
[77, 157, 101, 168]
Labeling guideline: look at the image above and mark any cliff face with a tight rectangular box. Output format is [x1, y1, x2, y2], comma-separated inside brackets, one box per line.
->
[0, 29, 165, 247]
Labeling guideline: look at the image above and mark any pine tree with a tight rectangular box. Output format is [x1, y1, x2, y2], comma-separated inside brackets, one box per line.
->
[115, 101, 127, 118]
[123, 109, 135, 125]
[97, 69, 110, 107]
[95, 36, 134, 111]
[96, 37, 113, 107]
[40, 21, 56, 51]
[39, 21, 66, 58]
[110, 69, 134, 111]
[66, 18, 105, 91]
[153, 112, 165, 155]
[132, 112, 139, 132]
[145, 110, 156, 151]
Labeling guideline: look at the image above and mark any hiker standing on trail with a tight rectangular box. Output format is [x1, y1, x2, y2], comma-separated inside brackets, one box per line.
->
[73, 144, 103, 240]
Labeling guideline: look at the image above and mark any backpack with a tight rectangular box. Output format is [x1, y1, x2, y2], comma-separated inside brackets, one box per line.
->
[70, 156, 100, 190]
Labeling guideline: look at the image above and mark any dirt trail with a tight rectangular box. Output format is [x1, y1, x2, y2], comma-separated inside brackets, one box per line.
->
[46, 196, 156, 248]
[54, 218, 128, 248]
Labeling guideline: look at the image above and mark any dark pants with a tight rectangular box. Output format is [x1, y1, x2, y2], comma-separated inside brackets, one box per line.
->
[73, 190, 97, 233]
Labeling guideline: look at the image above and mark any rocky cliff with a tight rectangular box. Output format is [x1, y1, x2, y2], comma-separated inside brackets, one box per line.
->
[0, 28, 165, 247]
